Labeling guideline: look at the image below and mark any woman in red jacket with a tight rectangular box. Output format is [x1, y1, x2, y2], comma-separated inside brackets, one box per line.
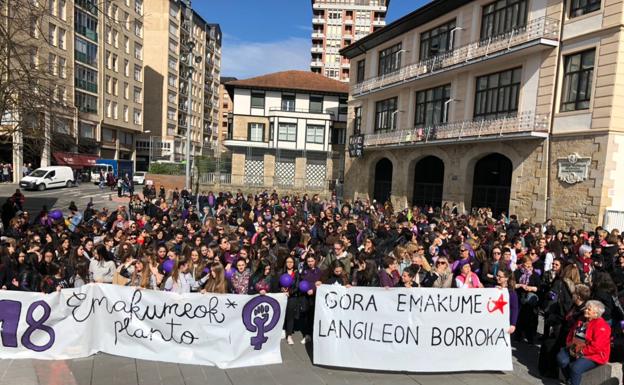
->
[556, 300, 611, 385]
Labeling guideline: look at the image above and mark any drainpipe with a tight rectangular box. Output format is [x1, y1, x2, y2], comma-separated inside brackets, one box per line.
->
[546, 4, 567, 222]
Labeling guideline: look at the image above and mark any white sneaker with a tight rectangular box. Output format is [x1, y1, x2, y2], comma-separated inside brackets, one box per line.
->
[281, 330, 286, 339]
[301, 335, 311, 344]
[287, 336, 294, 345]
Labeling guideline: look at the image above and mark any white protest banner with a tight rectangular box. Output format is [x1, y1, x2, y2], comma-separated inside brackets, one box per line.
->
[313, 285, 512, 372]
[0, 284, 287, 368]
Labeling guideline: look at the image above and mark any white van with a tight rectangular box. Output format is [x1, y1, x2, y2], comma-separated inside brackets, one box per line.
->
[20, 166, 75, 191]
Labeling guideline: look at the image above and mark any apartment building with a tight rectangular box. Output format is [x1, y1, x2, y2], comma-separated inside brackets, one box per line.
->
[341, 0, 624, 228]
[224, 71, 348, 192]
[72, 0, 144, 162]
[311, 0, 389, 82]
[140, 0, 221, 170]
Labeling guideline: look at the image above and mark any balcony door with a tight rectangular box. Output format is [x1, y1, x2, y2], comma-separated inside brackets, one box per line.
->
[373, 158, 393, 204]
[471, 153, 512, 216]
[413, 156, 444, 208]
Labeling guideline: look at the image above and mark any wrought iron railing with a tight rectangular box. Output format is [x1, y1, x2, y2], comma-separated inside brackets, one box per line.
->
[363, 112, 549, 147]
[352, 17, 560, 96]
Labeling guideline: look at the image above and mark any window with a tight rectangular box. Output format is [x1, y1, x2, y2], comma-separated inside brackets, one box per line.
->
[248, 123, 264, 142]
[278, 123, 296, 141]
[58, 28, 66, 49]
[124, 36, 129, 53]
[378, 43, 402, 76]
[123, 106, 129, 122]
[102, 127, 116, 142]
[124, 59, 129, 76]
[105, 50, 111, 69]
[168, 38, 178, 53]
[106, 25, 112, 44]
[480, 0, 528, 40]
[356, 59, 365, 83]
[281, 94, 296, 111]
[58, 57, 66, 78]
[105, 75, 111, 94]
[133, 109, 142, 124]
[420, 19, 456, 60]
[112, 78, 118, 95]
[113, 30, 119, 48]
[570, 0, 600, 17]
[415, 84, 452, 127]
[49, 23, 57, 46]
[339, 97, 348, 115]
[169, 2, 178, 18]
[168, 73, 177, 87]
[121, 132, 133, 145]
[134, 65, 142, 81]
[75, 64, 97, 93]
[167, 107, 176, 120]
[169, 21, 178, 37]
[375, 97, 398, 132]
[167, 90, 176, 104]
[134, 20, 143, 38]
[309, 95, 323, 113]
[474, 67, 522, 119]
[112, 53, 118, 71]
[48, 53, 57, 75]
[75, 37, 97, 66]
[135, 0, 143, 15]
[58, 0, 66, 20]
[168, 56, 177, 71]
[113, 102, 118, 119]
[124, 82, 129, 99]
[251, 92, 265, 109]
[75, 91, 97, 113]
[134, 42, 142, 60]
[134, 87, 142, 103]
[354, 106, 362, 134]
[306, 125, 325, 144]
[79, 122, 95, 138]
[74, 8, 98, 41]
[561, 49, 595, 112]
[105, 99, 112, 117]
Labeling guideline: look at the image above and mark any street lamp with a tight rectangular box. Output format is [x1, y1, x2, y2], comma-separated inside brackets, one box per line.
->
[180, 18, 202, 191]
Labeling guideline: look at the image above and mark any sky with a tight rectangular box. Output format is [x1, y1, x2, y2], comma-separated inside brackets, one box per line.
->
[194, 0, 429, 79]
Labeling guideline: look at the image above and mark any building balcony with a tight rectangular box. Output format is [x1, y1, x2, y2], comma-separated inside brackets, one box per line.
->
[75, 0, 98, 15]
[352, 17, 560, 97]
[311, 32, 325, 39]
[311, 45, 324, 53]
[372, 19, 385, 27]
[75, 25, 98, 42]
[311, 60, 323, 68]
[74, 51, 97, 67]
[312, 17, 325, 24]
[362, 112, 549, 149]
[75, 78, 97, 93]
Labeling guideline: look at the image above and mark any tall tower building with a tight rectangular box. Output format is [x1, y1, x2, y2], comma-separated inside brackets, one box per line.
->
[311, 0, 389, 82]
[140, 0, 221, 170]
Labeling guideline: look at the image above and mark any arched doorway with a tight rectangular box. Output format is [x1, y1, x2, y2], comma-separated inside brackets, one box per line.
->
[471, 153, 513, 216]
[373, 158, 393, 203]
[413, 156, 444, 208]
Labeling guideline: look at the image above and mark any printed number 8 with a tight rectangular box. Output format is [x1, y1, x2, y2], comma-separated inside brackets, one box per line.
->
[0, 300, 55, 352]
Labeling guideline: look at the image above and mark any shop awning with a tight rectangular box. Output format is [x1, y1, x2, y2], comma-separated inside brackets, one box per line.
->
[53, 152, 98, 168]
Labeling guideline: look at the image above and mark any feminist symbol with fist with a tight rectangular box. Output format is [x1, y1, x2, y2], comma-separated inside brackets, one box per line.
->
[241, 296, 281, 350]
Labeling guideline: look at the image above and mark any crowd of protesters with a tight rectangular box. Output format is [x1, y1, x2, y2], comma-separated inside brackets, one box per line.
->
[0, 187, 622, 385]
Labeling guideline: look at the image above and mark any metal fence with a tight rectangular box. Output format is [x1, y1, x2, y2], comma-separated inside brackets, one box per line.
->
[352, 17, 560, 96]
[363, 111, 549, 147]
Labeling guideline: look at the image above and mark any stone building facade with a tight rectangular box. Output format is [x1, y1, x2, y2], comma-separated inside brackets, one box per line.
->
[341, 0, 624, 229]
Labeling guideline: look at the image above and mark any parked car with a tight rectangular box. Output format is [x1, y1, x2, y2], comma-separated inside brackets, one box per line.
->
[20, 166, 74, 191]
[133, 171, 146, 185]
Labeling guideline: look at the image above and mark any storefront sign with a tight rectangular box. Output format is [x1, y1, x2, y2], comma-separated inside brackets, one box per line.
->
[557, 153, 591, 184]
